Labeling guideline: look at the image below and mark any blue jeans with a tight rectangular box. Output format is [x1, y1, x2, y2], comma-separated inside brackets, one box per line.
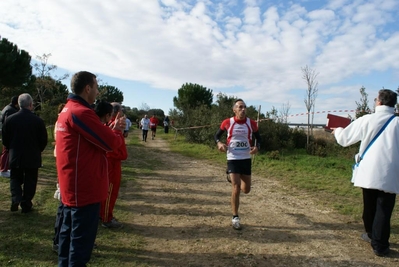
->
[58, 202, 100, 267]
[53, 201, 63, 246]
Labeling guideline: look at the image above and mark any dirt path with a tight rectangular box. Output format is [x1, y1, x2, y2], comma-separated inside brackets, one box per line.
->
[124, 132, 399, 267]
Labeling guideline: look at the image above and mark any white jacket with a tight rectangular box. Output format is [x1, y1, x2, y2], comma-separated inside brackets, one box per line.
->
[334, 106, 399, 194]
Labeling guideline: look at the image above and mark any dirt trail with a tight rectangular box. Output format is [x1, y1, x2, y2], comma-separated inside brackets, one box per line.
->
[124, 132, 399, 267]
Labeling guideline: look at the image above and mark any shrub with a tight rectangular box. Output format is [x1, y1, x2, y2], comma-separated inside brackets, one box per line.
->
[268, 150, 280, 160]
[290, 128, 307, 149]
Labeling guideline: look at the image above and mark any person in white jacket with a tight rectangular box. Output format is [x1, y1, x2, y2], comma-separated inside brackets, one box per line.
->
[332, 89, 399, 257]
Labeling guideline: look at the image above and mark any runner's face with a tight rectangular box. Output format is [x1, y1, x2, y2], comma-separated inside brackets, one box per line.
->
[233, 101, 246, 119]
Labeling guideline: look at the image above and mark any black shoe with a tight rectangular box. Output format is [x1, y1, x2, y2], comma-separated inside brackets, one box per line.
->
[10, 202, 19, 212]
[21, 207, 33, 214]
[102, 218, 123, 229]
[373, 248, 390, 257]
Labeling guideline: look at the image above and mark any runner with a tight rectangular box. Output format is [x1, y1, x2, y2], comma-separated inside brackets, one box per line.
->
[214, 98, 261, 230]
[149, 115, 159, 140]
[140, 115, 150, 142]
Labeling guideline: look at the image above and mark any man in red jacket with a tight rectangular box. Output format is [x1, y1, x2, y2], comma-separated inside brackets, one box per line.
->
[55, 71, 126, 266]
[100, 102, 128, 228]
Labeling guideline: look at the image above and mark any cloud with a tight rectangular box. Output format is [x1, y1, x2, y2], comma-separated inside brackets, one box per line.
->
[0, 0, 398, 122]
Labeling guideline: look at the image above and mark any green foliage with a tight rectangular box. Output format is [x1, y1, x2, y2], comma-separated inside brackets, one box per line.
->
[34, 76, 68, 110]
[29, 54, 69, 125]
[0, 37, 32, 88]
[258, 120, 292, 151]
[98, 85, 124, 103]
[307, 137, 328, 157]
[147, 108, 164, 118]
[177, 105, 216, 146]
[33, 54, 69, 109]
[0, 38, 33, 104]
[267, 150, 280, 160]
[123, 106, 140, 123]
[214, 93, 235, 108]
[36, 102, 60, 127]
[290, 128, 307, 149]
[173, 83, 213, 112]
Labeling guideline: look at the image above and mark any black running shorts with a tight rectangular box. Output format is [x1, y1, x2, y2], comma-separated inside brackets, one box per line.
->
[227, 158, 252, 175]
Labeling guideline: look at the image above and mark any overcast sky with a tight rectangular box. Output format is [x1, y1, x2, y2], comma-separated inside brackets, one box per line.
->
[1, 0, 398, 123]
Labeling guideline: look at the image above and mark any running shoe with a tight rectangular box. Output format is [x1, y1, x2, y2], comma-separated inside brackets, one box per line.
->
[232, 216, 242, 230]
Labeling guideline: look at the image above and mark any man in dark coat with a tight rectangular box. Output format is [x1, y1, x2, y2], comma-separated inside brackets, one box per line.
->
[0, 96, 19, 125]
[0, 96, 19, 176]
[1, 93, 48, 213]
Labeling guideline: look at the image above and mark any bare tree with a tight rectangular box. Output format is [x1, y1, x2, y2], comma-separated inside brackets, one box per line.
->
[33, 53, 69, 108]
[278, 102, 291, 124]
[139, 102, 150, 112]
[302, 65, 319, 147]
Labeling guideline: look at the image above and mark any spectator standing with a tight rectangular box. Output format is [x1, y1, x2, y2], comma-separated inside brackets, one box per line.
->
[163, 116, 170, 134]
[333, 89, 399, 257]
[149, 115, 159, 140]
[0, 96, 19, 125]
[56, 71, 125, 266]
[1, 93, 48, 213]
[0, 96, 19, 177]
[52, 103, 66, 253]
[100, 102, 128, 228]
[214, 99, 261, 230]
[124, 117, 132, 138]
[140, 115, 150, 142]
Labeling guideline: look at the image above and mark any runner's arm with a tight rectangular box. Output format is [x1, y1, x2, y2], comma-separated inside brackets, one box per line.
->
[214, 129, 225, 144]
[253, 131, 261, 150]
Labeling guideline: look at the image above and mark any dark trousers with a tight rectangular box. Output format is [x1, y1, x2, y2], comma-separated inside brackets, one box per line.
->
[142, 130, 148, 141]
[362, 188, 396, 252]
[58, 202, 100, 267]
[10, 168, 38, 211]
[53, 201, 64, 246]
[164, 126, 169, 133]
